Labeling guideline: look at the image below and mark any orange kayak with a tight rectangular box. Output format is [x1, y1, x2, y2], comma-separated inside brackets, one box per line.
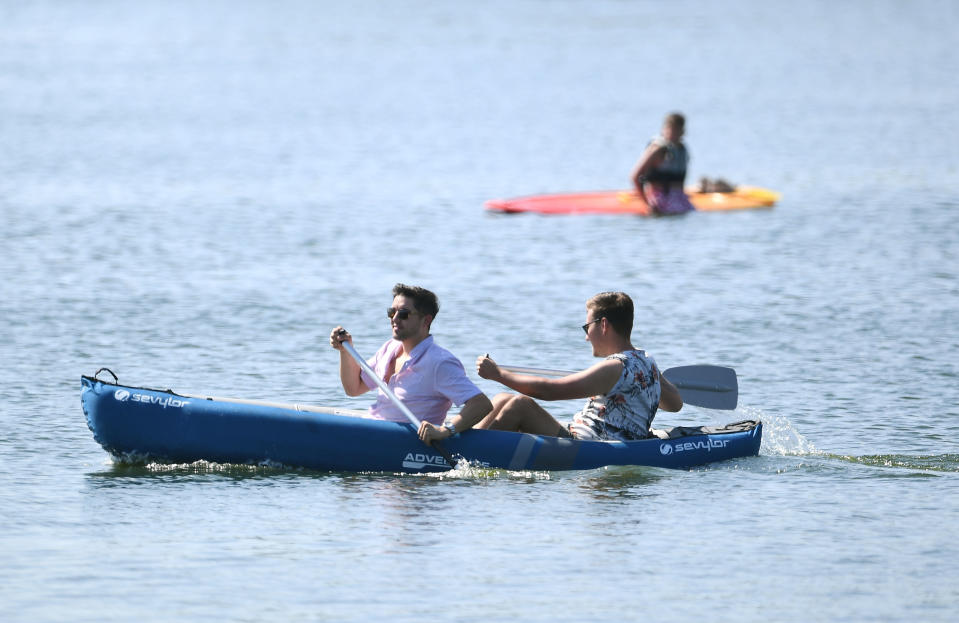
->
[485, 186, 780, 215]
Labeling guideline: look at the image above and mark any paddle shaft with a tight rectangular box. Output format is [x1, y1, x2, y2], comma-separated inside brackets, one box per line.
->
[498, 364, 738, 410]
[339, 339, 459, 467]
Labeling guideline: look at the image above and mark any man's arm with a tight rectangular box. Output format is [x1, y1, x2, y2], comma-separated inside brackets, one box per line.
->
[630, 144, 665, 194]
[476, 355, 622, 402]
[658, 370, 683, 412]
[449, 393, 493, 431]
[417, 393, 492, 443]
[330, 327, 370, 397]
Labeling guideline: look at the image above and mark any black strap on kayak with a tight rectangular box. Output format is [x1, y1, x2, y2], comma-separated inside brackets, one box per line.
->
[94, 368, 118, 384]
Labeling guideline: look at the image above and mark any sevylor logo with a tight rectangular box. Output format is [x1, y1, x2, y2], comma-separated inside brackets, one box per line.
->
[662, 439, 731, 454]
[114, 389, 188, 409]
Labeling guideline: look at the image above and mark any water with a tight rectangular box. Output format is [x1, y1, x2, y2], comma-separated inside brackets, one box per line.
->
[2, 0, 958, 621]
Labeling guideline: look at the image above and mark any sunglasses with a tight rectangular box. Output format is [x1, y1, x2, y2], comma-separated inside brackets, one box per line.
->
[581, 317, 603, 335]
[387, 307, 416, 320]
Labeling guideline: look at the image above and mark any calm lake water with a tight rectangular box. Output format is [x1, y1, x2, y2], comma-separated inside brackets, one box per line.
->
[2, 1, 958, 621]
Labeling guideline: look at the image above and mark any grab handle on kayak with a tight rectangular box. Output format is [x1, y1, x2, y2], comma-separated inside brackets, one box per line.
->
[94, 368, 118, 384]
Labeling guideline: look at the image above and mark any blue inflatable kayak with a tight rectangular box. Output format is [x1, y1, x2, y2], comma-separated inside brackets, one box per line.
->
[81, 374, 762, 473]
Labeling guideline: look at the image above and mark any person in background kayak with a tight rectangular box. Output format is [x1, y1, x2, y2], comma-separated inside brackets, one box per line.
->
[474, 292, 683, 440]
[330, 283, 493, 445]
[630, 112, 695, 215]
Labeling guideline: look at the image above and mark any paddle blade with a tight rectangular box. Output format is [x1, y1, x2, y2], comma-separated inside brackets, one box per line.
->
[663, 365, 738, 410]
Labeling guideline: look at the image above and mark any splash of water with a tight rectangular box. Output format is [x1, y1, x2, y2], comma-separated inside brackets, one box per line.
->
[831, 453, 959, 473]
[738, 407, 820, 456]
[421, 458, 553, 481]
[740, 408, 959, 473]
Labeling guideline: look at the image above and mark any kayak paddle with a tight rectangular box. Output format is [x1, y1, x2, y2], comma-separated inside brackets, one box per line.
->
[498, 364, 738, 410]
[340, 339, 461, 468]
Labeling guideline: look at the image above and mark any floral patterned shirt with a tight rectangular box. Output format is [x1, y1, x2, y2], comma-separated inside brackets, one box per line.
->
[569, 350, 661, 441]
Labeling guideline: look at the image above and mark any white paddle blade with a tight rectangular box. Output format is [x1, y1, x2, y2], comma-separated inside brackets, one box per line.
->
[663, 365, 738, 410]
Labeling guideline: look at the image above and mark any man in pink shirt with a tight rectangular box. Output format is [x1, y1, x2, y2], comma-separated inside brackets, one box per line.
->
[330, 284, 493, 445]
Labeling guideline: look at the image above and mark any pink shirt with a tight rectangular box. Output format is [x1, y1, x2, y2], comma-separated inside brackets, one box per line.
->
[360, 336, 482, 425]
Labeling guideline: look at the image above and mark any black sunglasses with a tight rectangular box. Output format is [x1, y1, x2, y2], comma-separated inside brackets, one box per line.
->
[581, 317, 603, 335]
[387, 307, 415, 320]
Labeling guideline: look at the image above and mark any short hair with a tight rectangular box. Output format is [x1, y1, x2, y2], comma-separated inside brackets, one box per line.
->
[586, 291, 633, 338]
[664, 112, 685, 131]
[392, 283, 439, 318]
